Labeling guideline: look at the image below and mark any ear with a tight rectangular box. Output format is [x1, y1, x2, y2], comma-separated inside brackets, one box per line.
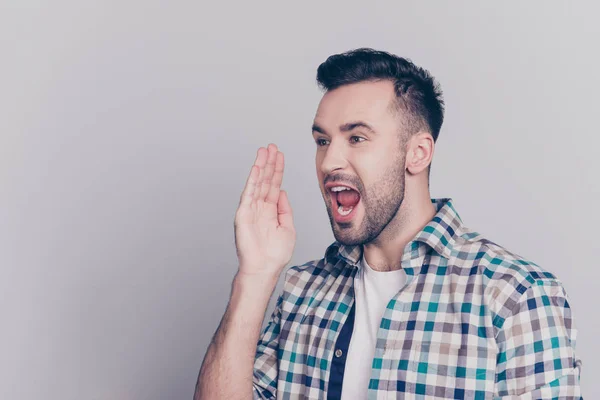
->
[405, 132, 434, 175]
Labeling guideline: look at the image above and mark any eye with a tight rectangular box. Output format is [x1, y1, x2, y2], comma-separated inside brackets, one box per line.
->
[315, 137, 365, 147]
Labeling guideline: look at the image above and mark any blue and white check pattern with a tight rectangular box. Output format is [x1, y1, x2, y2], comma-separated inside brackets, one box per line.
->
[252, 198, 582, 399]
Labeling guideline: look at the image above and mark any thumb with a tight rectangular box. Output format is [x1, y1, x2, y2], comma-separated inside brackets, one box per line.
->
[277, 190, 294, 229]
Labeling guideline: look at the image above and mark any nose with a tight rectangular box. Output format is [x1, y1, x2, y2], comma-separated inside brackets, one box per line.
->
[319, 139, 347, 176]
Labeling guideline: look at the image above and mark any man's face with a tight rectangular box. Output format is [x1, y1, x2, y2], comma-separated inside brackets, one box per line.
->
[312, 80, 408, 246]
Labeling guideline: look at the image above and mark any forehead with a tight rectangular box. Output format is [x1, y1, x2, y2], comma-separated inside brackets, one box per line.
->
[314, 80, 397, 128]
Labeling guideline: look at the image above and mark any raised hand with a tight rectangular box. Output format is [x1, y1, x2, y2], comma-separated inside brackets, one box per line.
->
[234, 143, 296, 279]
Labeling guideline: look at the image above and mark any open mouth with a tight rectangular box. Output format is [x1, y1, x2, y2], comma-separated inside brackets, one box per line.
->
[330, 186, 361, 221]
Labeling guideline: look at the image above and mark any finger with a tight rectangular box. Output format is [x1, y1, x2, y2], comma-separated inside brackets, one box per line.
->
[266, 151, 284, 205]
[239, 164, 259, 206]
[277, 190, 294, 229]
[240, 148, 267, 206]
[254, 147, 268, 189]
[259, 143, 278, 202]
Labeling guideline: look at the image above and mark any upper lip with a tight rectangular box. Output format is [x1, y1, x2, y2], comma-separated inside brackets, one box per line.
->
[324, 182, 359, 193]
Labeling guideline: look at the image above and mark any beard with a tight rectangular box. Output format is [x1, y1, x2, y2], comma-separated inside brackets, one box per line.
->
[324, 152, 406, 246]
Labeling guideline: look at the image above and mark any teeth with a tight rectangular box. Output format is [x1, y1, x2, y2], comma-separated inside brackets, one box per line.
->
[338, 204, 354, 216]
[331, 186, 352, 192]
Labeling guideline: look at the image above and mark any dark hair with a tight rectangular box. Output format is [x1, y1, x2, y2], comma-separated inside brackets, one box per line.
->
[316, 48, 445, 144]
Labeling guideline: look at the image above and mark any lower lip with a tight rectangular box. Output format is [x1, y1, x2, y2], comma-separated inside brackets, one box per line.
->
[331, 193, 360, 223]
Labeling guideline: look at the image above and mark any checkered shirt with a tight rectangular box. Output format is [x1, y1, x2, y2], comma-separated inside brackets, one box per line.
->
[252, 198, 582, 399]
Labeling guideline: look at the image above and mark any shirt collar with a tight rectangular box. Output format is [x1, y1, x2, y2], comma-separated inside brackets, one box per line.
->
[325, 198, 462, 268]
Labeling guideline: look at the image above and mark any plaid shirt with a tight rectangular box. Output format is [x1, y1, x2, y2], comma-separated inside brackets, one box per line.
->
[252, 198, 582, 399]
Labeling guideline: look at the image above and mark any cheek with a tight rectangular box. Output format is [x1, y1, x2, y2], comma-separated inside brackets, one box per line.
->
[362, 151, 403, 180]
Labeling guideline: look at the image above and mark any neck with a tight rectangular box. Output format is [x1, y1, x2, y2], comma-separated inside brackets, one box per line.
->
[362, 187, 436, 272]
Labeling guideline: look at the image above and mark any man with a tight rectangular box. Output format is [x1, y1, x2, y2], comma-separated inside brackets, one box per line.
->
[195, 48, 582, 399]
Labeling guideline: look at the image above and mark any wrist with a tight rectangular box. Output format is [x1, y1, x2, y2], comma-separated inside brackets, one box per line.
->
[228, 271, 278, 315]
[234, 269, 280, 291]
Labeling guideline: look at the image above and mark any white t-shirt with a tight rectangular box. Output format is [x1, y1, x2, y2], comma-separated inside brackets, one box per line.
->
[340, 254, 407, 399]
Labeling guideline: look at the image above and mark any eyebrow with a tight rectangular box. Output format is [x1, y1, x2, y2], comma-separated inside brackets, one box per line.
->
[312, 121, 377, 135]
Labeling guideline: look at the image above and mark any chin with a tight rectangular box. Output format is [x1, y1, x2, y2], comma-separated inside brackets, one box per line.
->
[335, 237, 366, 247]
[332, 229, 366, 246]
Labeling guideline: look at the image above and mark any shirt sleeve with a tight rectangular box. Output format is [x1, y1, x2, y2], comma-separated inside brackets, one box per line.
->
[252, 294, 282, 400]
[494, 280, 582, 399]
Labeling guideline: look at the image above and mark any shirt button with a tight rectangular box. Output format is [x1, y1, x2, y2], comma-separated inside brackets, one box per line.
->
[335, 349, 343, 358]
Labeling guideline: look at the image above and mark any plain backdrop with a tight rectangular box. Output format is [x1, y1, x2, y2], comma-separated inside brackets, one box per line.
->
[1, 1, 598, 399]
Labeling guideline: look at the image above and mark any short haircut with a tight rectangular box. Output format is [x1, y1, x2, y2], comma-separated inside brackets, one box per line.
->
[316, 48, 445, 144]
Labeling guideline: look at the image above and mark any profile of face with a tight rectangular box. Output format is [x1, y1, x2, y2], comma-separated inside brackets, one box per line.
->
[312, 80, 408, 246]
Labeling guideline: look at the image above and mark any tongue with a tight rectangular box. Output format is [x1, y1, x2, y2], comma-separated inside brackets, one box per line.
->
[337, 190, 360, 207]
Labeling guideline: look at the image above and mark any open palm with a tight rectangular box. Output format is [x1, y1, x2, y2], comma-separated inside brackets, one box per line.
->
[234, 144, 296, 278]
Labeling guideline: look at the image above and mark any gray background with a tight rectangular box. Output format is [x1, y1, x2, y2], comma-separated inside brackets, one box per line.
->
[1, 1, 598, 399]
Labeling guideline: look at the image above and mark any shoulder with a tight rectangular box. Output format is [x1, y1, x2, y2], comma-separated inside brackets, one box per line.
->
[457, 230, 557, 283]
[453, 229, 569, 325]
[280, 243, 351, 302]
[282, 256, 340, 294]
